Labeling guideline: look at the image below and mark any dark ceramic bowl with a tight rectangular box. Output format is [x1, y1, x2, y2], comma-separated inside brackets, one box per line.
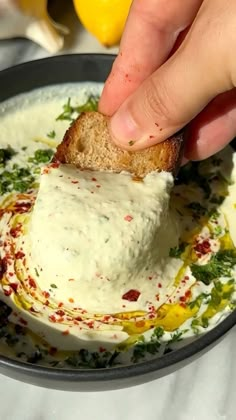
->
[0, 54, 235, 392]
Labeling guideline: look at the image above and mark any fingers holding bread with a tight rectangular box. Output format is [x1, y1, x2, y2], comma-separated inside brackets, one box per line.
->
[54, 112, 183, 177]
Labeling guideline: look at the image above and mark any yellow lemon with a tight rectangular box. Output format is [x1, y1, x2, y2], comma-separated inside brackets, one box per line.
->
[73, 0, 132, 47]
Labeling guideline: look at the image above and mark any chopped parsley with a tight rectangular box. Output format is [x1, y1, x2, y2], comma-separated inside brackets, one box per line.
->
[46, 130, 56, 139]
[169, 242, 187, 258]
[190, 280, 234, 331]
[131, 327, 164, 363]
[66, 349, 119, 369]
[50, 284, 57, 289]
[56, 95, 99, 122]
[28, 149, 54, 164]
[191, 249, 236, 285]
[167, 329, 189, 346]
[188, 293, 210, 310]
[128, 140, 135, 146]
[0, 146, 16, 167]
[34, 268, 39, 277]
[0, 166, 35, 195]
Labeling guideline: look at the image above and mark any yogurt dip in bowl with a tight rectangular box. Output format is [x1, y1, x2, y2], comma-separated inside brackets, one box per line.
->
[0, 55, 235, 391]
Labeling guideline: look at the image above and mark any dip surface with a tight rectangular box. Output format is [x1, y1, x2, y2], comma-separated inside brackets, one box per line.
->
[0, 84, 235, 368]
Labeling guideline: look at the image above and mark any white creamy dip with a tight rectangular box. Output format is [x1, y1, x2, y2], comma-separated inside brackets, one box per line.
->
[27, 164, 180, 313]
[0, 84, 235, 363]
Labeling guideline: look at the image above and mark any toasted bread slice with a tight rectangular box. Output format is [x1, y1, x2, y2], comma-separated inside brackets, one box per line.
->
[54, 111, 183, 177]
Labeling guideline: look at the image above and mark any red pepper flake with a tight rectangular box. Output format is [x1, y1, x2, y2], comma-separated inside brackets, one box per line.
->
[58, 302, 63, 308]
[68, 298, 74, 303]
[3, 286, 12, 296]
[86, 321, 94, 329]
[180, 302, 186, 308]
[56, 309, 65, 316]
[49, 162, 60, 169]
[185, 290, 191, 299]
[148, 276, 153, 280]
[44, 300, 50, 306]
[68, 278, 75, 282]
[155, 294, 160, 301]
[124, 215, 133, 222]
[96, 184, 101, 188]
[185, 275, 189, 281]
[75, 316, 82, 321]
[49, 314, 56, 323]
[62, 329, 70, 335]
[180, 296, 187, 302]
[30, 306, 38, 313]
[42, 167, 49, 174]
[0, 257, 8, 280]
[19, 317, 27, 326]
[10, 283, 18, 293]
[194, 239, 211, 255]
[42, 291, 50, 298]
[28, 277, 36, 289]
[91, 177, 97, 182]
[158, 283, 162, 288]
[99, 347, 106, 353]
[14, 201, 31, 213]
[10, 225, 22, 238]
[149, 135, 154, 139]
[155, 122, 159, 127]
[71, 180, 79, 184]
[15, 251, 25, 259]
[8, 272, 14, 277]
[122, 289, 140, 302]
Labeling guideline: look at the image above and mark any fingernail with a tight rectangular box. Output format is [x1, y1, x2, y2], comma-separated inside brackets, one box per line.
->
[110, 107, 144, 147]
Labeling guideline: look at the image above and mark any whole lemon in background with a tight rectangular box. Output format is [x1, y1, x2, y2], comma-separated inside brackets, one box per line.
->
[73, 0, 132, 47]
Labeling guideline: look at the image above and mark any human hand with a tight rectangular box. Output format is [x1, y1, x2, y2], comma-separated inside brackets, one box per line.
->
[99, 0, 236, 161]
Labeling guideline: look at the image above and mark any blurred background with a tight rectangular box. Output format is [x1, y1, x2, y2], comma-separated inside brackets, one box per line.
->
[0, 0, 132, 70]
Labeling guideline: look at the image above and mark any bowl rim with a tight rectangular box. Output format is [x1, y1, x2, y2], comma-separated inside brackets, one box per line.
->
[0, 53, 235, 384]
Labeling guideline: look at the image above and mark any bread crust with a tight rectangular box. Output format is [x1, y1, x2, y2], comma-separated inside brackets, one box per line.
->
[54, 111, 183, 177]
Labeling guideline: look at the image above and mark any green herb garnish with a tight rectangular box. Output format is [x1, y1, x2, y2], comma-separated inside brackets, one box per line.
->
[0, 166, 35, 195]
[47, 130, 56, 139]
[66, 349, 119, 369]
[131, 327, 164, 363]
[50, 284, 57, 289]
[128, 140, 135, 146]
[28, 149, 54, 164]
[190, 249, 236, 285]
[169, 242, 187, 258]
[56, 95, 99, 122]
[34, 268, 39, 277]
[0, 146, 16, 167]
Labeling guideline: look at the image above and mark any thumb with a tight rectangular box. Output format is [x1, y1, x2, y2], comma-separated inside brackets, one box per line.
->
[109, 11, 234, 150]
